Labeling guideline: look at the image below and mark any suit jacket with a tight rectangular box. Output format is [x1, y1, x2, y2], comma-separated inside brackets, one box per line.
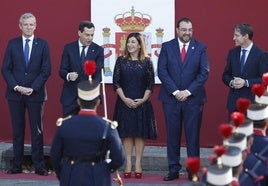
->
[158, 38, 209, 105]
[59, 41, 104, 106]
[50, 111, 125, 186]
[222, 45, 268, 112]
[1, 36, 51, 101]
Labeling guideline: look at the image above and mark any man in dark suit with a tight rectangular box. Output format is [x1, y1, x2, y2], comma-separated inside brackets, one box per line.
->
[157, 17, 210, 181]
[222, 24, 268, 116]
[1, 13, 51, 175]
[59, 20, 104, 117]
[50, 79, 125, 186]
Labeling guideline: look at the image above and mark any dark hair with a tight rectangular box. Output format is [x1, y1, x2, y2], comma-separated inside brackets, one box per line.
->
[79, 96, 100, 109]
[253, 119, 266, 129]
[124, 32, 148, 62]
[234, 24, 253, 40]
[176, 17, 192, 28]
[79, 21, 95, 33]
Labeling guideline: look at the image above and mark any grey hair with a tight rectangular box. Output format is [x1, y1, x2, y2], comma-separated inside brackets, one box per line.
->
[19, 13, 36, 25]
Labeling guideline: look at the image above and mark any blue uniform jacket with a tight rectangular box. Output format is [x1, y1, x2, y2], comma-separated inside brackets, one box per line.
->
[50, 111, 125, 186]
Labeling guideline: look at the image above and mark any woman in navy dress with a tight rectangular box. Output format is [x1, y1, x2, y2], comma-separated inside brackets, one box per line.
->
[113, 32, 157, 179]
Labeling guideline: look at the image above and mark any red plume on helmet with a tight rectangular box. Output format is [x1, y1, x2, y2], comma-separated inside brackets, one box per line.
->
[214, 145, 227, 167]
[231, 112, 245, 127]
[186, 157, 200, 182]
[231, 179, 239, 186]
[214, 145, 227, 157]
[218, 124, 233, 139]
[236, 98, 251, 113]
[84, 60, 97, 81]
[208, 154, 217, 165]
[262, 72, 268, 87]
[252, 84, 265, 98]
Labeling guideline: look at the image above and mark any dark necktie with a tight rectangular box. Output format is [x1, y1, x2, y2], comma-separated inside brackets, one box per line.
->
[81, 46, 86, 63]
[181, 44, 186, 63]
[240, 49, 247, 72]
[24, 39, 30, 66]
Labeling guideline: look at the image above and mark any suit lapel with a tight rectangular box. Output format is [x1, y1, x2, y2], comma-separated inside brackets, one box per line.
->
[241, 46, 256, 74]
[244, 45, 256, 68]
[182, 39, 195, 67]
[18, 38, 25, 66]
[28, 38, 37, 66]
[173, 40, 181, 63]
[233, 47, 241, 73]
[74, 42, 81, 63]
[74, 42, 84, 72]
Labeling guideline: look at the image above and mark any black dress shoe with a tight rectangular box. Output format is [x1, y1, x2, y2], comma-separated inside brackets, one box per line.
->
[7, 167, 22, 174]
[163, 172, 179, 181]
[35, 167, 48, 176]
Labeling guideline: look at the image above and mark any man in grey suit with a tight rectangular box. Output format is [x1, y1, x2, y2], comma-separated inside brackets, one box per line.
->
[2, 12, 51, 175]
[59, 21, 104, 117]
[158, 17, 209, 181]
[222, 24, 268, 116]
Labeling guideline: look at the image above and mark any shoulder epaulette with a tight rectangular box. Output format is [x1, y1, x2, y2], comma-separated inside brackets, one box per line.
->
[56, 115, 72, 126]
[102, 117, 118, 129]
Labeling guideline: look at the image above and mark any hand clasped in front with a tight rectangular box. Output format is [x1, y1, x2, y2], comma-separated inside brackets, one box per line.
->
[175, 90, 189, 102]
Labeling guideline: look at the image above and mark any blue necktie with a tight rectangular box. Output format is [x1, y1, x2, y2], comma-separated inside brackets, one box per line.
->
[240, 49, 247, 72]
[24, 39, 30, 66]
[81, 46, 86, 63]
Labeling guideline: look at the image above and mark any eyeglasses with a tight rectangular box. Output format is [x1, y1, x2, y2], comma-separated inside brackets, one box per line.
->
[179, 28, 193, 32]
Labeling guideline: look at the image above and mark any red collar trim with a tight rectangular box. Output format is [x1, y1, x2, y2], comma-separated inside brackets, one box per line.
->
[78, 109, 97, 116]
[253, 129, 266, 136]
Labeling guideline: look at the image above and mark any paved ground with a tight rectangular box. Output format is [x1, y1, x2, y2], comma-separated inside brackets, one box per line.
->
[0, 172, 190, 186]
[0, 142, 213, 186]
[0, 179, 59, 186]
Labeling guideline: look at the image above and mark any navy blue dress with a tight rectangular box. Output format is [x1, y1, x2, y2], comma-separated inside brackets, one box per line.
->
[113, 56, 157, 139]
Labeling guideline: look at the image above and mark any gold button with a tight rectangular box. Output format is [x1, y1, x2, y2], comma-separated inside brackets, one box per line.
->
[71, 160, 74, 165]
[91, 162, 95, 166]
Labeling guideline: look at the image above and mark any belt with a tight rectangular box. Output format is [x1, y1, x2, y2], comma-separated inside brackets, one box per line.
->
[63, 156, 105, 165]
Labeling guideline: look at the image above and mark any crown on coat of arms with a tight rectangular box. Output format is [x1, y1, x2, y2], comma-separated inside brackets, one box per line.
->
[114, 6, 151, 32]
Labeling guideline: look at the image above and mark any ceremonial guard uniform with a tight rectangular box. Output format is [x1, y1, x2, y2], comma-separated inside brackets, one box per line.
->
[250, 119, 268, 157]
[50, 79, 125, 186]
[239, 153, 265, 186]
